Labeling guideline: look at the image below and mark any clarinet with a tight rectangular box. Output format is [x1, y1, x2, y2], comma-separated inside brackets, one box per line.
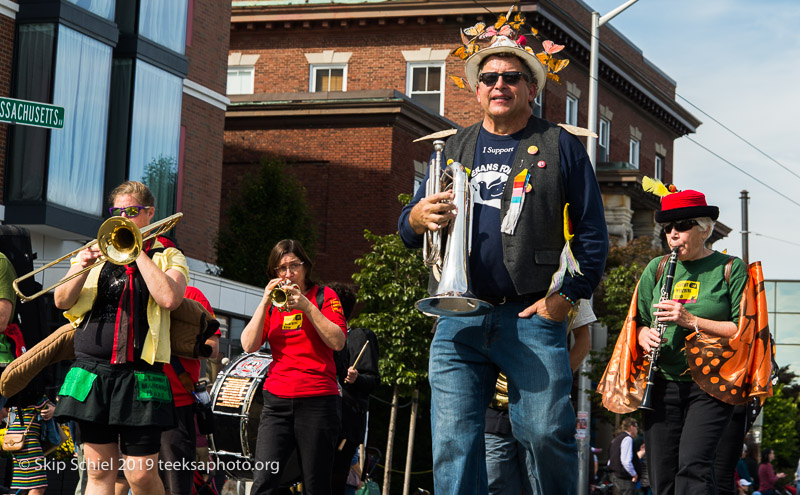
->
[639, 247, 679, 411]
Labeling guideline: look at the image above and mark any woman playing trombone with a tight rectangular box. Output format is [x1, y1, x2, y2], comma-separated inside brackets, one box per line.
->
[53, 181, 188, 495]
[241, 239, 347, 495]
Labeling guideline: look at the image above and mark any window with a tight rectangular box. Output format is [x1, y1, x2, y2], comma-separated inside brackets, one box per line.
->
[566, 95, 578, 126]
[655, 154, 664, 181]
[413, 160, 427, 195]
[629, 137, 640, 169]
[7, 24, 112, 216]
[407, 63, 444, 114]
[310, 65, 346, 92]
[227, 67, 254, 95]
[128, 61, 183, 221]
[47, 26, 113, 215]
[66, 0, 115, 20]
[139, 0, 188, 54]
[532, 92, 543, 118]
[598, 118, 610, 162]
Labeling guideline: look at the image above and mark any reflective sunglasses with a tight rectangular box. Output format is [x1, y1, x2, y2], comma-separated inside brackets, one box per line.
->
[661, 219, 698, 234]
[109, 205, 150, 218]
[478, 71, 530, 86]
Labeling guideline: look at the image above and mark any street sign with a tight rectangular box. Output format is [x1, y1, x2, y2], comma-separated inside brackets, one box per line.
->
[0, 97, 64, 129]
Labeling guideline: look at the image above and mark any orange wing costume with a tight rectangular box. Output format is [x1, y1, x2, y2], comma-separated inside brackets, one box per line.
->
[597, 261, 774, 413]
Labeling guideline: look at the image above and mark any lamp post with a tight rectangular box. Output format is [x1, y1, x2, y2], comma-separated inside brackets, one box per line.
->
[579, 4, 640, 495]
[586, 0, 640, 169]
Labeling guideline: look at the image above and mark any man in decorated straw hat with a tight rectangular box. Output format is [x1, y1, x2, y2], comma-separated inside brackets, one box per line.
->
[398, 10, 609, 495]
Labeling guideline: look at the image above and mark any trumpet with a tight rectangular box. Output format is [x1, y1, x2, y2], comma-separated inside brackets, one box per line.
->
[270, 282, 299, 311]
[12, 212, 183, 303]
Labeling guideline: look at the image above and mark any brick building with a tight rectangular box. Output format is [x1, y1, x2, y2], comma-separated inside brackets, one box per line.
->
[226, 0, 715, 286]
[0, 1, 265, 358]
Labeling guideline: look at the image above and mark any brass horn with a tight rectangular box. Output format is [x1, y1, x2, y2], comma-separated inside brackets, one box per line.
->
[270, 283, 299, 311]
[415, 140, 492, 317]
[12, 212, 183, 303]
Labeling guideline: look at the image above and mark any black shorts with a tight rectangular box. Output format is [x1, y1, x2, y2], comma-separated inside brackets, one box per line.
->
[78, 421, 163, 456]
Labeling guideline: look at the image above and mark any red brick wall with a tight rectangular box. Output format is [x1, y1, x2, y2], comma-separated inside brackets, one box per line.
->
[0, 12, 16, 204]
[178, 0, 229, 262]
[222, 123, 433, 283]
[185, 0, 230, 95]
[179, 93, 225, 262]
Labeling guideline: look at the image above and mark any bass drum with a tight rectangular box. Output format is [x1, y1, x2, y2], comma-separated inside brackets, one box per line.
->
[208, 352, 300, 483]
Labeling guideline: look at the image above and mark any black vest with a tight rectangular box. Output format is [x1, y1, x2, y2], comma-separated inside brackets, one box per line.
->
[442, 117, 565, 295]
[608, 431, 640, 479]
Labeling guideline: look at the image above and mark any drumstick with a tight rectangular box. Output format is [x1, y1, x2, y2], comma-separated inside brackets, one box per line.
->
[351, 341, 370, 369]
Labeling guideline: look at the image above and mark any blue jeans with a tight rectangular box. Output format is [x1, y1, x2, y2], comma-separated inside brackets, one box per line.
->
[429, 304, 576, 495]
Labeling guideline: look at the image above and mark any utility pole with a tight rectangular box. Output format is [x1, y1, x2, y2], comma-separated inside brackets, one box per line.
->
[582, 3, 640, 493]
[741, 190, 749, 264]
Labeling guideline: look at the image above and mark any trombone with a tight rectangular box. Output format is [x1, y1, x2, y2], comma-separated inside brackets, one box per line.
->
[12, 212, 183, 303]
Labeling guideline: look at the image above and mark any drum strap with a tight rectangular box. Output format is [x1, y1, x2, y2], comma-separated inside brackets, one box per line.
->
[170, 356, 197, 401]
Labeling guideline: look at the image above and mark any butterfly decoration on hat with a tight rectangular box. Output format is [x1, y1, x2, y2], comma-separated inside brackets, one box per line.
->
[449, 6, 570, 89]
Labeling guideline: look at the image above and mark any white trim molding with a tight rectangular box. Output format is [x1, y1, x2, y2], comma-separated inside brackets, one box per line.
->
[0, 0, 19, 19]
[305, 50, 352, 65]
[183, 79, 230, 111]
[401, 47, 450, 62]
[228, 52, 260, 66]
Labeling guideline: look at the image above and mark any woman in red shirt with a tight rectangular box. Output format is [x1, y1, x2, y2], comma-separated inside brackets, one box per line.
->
[241, 239, 347, 495]
[758, 448, 785, 495]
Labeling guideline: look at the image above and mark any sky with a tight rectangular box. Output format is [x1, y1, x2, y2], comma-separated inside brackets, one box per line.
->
[587, 0, 800, 280]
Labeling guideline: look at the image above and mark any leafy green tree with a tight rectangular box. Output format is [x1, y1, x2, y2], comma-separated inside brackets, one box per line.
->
[762, 382, 800, 468]
[350, 196, 434, 495]
[141, 154, 177, 220]
[214, 158, 317, 286]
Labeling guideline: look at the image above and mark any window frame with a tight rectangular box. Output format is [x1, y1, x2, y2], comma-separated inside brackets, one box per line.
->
[406, 61, 445, 115]
[566, 94, 578, 126]
[629, 137, 640, 169]
[654, 154, 664, 181]
[532, 91, 544, 118]
[598, 118, 610, 162]
[227, 66, 255, 95]
[309, 64, 347, 92]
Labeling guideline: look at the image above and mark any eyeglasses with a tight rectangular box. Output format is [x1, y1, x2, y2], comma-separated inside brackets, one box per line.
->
[109, 205, 151, 218]
[276, 261, 304, 274]
[478, 71, 530, 86]
[661, 220, 698, 234]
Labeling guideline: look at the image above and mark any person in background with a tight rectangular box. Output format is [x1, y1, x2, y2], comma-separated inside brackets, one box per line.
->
[159, 285, 220, 495]
[0, 252, 23, 407]
[758, 448, 785, 495]
[328, 282, 380, 495]
[607, 418, 640, 495]
[53, 180, 188, 495]
[240, 239, 347, 494]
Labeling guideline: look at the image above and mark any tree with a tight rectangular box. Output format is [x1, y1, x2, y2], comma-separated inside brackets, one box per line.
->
[141, 154, 178, 221]
[763, 383, 800, 468]
[350, 199, 434, 495]
[214, 158, 317, 286]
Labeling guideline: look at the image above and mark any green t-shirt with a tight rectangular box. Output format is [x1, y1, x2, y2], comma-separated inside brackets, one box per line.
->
[0, 253, 18, 363]
[636, 251, 748, 381]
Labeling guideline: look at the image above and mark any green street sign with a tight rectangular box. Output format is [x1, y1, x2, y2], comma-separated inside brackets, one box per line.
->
[0, 97, 64, 129]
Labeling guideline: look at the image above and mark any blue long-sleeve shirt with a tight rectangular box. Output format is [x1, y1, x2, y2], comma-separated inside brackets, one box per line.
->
[398, 129, 608, 301]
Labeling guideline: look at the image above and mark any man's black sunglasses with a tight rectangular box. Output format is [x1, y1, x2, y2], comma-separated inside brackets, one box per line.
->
[478, 71, 530, 86]
[661, 220, 698, 234]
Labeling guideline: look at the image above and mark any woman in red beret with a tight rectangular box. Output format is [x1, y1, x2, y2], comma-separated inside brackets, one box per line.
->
[634, 189, 748, 494]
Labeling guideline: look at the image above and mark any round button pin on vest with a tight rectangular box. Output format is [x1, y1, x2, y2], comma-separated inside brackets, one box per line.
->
[537, 160, 546, 168]
[528, 145, 539, 155]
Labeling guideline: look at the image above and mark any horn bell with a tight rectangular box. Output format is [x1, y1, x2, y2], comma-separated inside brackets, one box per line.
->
[98, 216, 143, 265]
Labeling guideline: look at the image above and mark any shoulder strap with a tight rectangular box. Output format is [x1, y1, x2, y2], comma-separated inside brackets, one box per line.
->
[724, 256, 735, 285]
[655, 254, 670, 281]
[316, 285, 326, 309]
